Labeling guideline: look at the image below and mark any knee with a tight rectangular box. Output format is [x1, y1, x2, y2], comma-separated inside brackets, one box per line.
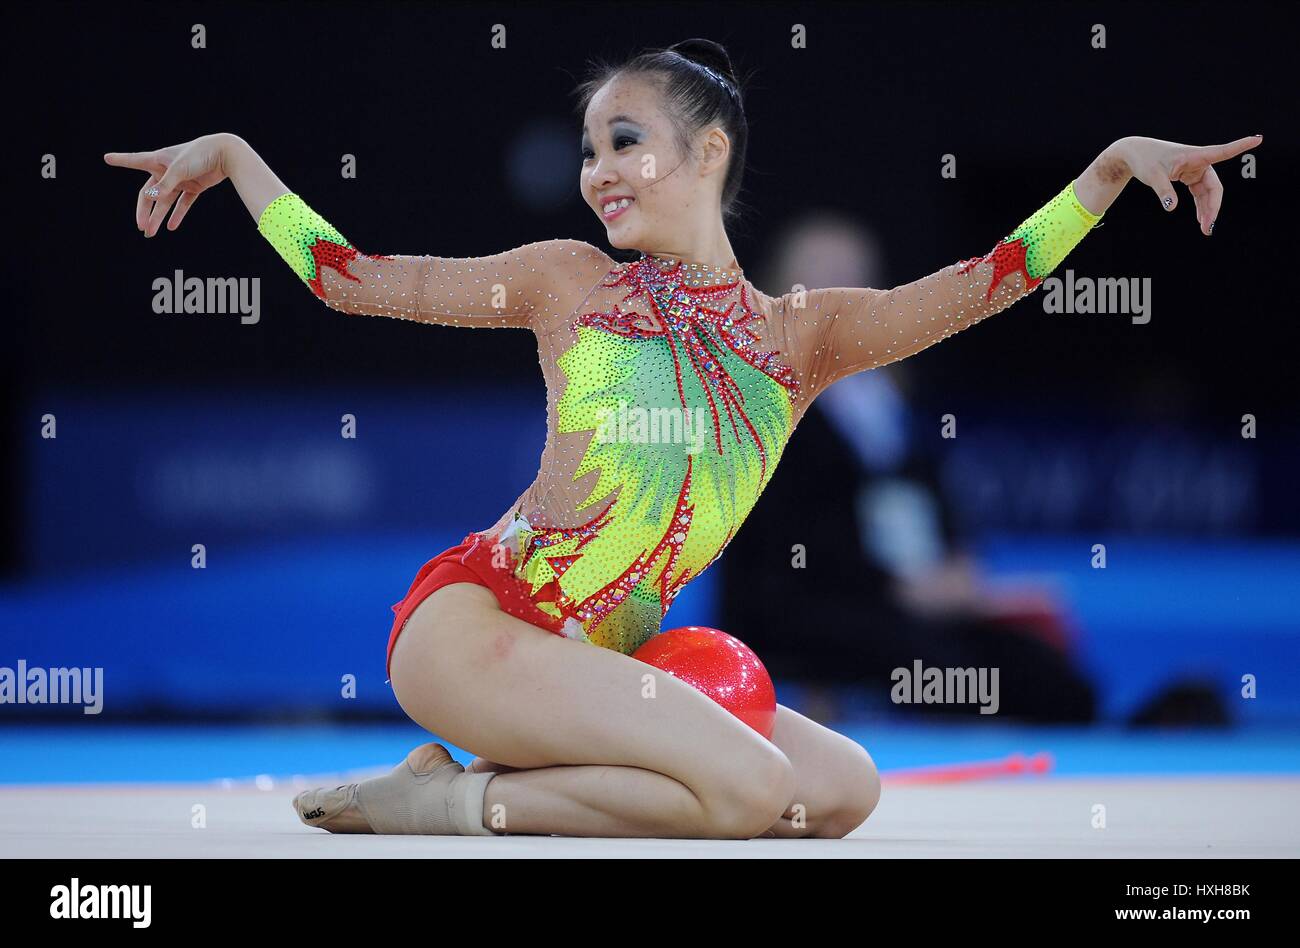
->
[820, 744, 881, 839]
[701, 748, 796, 840]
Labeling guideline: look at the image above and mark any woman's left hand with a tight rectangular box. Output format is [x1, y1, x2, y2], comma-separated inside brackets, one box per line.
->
[1115, 134, 1262, 235]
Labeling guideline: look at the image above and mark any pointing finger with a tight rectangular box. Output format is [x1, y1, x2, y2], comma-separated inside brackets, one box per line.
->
[104, 151, 161, 172]
[1197, 134, 1263, 165]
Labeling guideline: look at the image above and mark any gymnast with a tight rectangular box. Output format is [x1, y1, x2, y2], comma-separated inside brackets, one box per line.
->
[105, 38, 1260, 839]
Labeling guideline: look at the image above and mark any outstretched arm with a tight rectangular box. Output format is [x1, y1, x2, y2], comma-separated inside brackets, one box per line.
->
[253, 189, 600, 329]
[785, 134, 1262, 395]
[106, 133, 612, 331]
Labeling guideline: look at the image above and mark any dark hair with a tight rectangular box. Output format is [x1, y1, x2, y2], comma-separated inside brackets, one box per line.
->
[573, 38, 754, 228]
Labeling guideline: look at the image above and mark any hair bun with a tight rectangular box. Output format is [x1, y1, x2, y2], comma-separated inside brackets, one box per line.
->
[668, 38, 738, 88]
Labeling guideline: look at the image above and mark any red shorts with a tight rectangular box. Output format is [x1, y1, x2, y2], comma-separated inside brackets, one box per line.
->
[386, 532, 567, 679]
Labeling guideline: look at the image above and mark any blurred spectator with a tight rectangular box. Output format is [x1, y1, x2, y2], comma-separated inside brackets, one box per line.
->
[721, 212, 1096, 722]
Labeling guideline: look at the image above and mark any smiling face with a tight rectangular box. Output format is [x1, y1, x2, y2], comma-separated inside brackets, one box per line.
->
[580, 73, 728, 254]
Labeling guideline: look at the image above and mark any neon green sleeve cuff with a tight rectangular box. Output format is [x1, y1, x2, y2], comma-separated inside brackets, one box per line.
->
[1010, 179, 1104, 280]
[257, 192, 355, 295]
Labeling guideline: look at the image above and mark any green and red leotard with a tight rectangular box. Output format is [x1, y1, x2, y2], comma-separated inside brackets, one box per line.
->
[257, 181, 1102, 658]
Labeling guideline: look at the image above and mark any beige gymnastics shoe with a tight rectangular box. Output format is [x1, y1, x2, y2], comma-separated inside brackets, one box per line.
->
[293, 743, 497, 836]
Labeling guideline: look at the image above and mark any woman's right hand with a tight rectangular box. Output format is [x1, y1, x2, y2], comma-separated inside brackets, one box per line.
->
[104, 132, 236, 237]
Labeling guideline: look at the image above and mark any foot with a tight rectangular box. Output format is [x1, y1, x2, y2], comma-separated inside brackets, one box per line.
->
[292, 781, 374, 833]
[293, 743, 493, 836]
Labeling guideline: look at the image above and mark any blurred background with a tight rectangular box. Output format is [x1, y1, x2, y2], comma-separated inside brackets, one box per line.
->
[4, 1, 1297, 783]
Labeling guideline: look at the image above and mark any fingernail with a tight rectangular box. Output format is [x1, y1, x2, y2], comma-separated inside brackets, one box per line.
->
[1209, 220, 1215, 235]
[1162, 196, 1173, 210]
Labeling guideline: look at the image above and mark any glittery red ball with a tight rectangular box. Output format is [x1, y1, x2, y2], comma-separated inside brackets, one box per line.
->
[632, 626, 777, 739]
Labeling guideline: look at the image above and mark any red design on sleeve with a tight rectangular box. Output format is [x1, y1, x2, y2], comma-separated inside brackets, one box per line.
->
[958, 237, 1039, 302]
[306, 239, 392, 300]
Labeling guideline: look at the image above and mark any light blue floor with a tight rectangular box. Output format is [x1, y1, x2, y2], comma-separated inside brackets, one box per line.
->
[2, 721, 1298, 784]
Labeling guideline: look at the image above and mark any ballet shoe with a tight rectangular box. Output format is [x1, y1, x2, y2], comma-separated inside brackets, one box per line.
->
[292, 742, 496, 836]
[293, 782, 373, 833]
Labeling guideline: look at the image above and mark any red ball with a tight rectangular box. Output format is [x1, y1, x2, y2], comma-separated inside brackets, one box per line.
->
[632, 626, 777, 739]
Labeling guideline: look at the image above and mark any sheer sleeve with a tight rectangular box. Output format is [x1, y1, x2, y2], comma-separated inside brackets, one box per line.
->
[256, 192, 612, 331]
[785, 180, 1104, 394]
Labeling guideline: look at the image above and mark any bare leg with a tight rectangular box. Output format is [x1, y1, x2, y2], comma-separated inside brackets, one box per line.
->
[764, 705, 880, 838]
[383, 583, 798, 839]
[469, 704, 882, 839]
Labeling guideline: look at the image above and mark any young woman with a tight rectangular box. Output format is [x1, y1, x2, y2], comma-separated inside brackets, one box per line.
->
[105, 38, 1259, 840]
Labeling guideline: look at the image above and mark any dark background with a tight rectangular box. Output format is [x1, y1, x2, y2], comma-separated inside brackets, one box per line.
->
[13, 3, 1291, 405]
[4, 0, 1296, 723]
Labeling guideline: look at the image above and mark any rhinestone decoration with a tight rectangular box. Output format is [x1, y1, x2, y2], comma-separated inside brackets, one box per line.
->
[258, 182, 1101, 655]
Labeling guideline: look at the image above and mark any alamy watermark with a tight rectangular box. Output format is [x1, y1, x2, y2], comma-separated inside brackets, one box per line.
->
[891, 659, 999, 714]
[50, 879, 150, 928]
[594, 400, 709, 454]
[1, 660, 103, 714]
[1041, 270, 1151, 324]
[152, 270, 260, 324]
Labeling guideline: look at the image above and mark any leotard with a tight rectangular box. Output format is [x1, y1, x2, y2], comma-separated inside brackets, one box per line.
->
[258, 181, 1102, 655]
